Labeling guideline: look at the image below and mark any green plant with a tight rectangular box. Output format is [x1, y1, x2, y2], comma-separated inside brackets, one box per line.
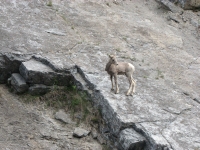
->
[91, 117, 99, 124]
[143, 76, 147, 79]
[47, 0, 52, 7]
[122, 37, 128, 42]
[103, 145, 112, 150]
[106, 2, 110, 7]
[155, 68, 164, 80]
[130, 57, 137, 61]
[115, 48, 121, 52]
[60, 15, 67, 23]
[19, 84, 102, 126]
[121, 56, 137, 62]
[71, 26, 75, 30]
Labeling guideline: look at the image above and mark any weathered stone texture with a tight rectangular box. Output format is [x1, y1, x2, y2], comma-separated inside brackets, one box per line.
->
[10, 73, 28, 93]
[118, 128, 146, 150]
[0, 52, 31, 83]
[73, 127, 90, 138]
[19, 59, 71, 86]
[0, 0, 200, 150]
[55, 110, 73, 124]
[28, 84, 50, 96]
[178, 0, 200, 9]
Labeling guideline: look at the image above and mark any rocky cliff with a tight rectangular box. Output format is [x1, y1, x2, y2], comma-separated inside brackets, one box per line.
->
[0, 0, 200, 150]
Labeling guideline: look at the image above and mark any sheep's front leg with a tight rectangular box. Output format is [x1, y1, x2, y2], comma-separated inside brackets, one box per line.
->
[114, 74, 119, 94]
[110, 75, 114, 91]
[126, 77, 133, 96]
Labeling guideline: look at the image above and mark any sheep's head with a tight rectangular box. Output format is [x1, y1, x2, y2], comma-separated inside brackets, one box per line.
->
[109, 55, 118, 65]
[105, 54, 118, 71]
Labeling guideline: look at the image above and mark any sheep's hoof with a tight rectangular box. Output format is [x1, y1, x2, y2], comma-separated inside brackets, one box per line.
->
[111, 88, 114, 91]
[115, 91, 119, 94]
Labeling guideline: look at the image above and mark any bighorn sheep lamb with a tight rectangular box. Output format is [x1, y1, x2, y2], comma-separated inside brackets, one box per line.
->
[105, 55, 136, 96]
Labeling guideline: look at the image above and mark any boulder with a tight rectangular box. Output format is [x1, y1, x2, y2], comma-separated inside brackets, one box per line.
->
[19, 59, 55, 86]
[118, 128, 146, 150]
[160, 0, 200, 10]
[19, 59, 71, 86]
[10, 73, 28, 93]
[55, 110, 73, 124]
[0, 52, 31, 83]
[177, 0, 200, 9]
[73, 127, 90, 138]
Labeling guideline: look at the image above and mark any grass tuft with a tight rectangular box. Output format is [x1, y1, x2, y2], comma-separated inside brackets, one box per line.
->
[20, 84, 102, 126]
[47, 0, 53, 7]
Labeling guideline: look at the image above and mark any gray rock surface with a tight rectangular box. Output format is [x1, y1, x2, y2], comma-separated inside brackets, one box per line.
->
[19, 59, 55, 85]
[55, 110, 73, 124]
[19, 59, 71, 86]
[0, 51, 31, 83]
[157, 0, 183, 13]
[0, 0, 200, 150]
[91, 129, 98, 139]
[177, 0, 200, 9]
[29, 84, 50, 96]
[73, 127, 90, 138]
[10, 73, 28, 93]
[118, 128, 146, 150]
[164, 0, 200, 9]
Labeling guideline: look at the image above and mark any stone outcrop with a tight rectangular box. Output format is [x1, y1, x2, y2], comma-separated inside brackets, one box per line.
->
[10, 73, 28, 93]
[55, 110, 73, 124]
[176, 0, 200, 9]
[118, 128, 146, 150]
[19, 59, 71, 86]
[159, 0, 200, 10]
[73, 127, 90, 138]
[0, 51, 31, 84]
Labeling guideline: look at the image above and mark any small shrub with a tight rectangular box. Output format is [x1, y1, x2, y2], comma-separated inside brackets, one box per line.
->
[115, 48, 121, 52]
[47, 0, 53, 7]
[106, 2, 110, 7]
[155, 68, 164, 80]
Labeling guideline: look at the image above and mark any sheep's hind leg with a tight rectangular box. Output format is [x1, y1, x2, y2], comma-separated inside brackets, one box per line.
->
[131, 78, 136, 95]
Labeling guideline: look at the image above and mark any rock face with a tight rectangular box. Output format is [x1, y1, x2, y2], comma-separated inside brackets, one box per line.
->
[177, 0, 200, 9]
[0, 0, 200, 150]
[0, 51, 31, 83]
[159, 0, 200, 9]
[19, 59, 71, 86]
[28, 84, 50, 96]
[10, 73, 28, 93]
[118, 128, 146, 150]
[73, 127, 90, 138]
[55, 110, 73, 124]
